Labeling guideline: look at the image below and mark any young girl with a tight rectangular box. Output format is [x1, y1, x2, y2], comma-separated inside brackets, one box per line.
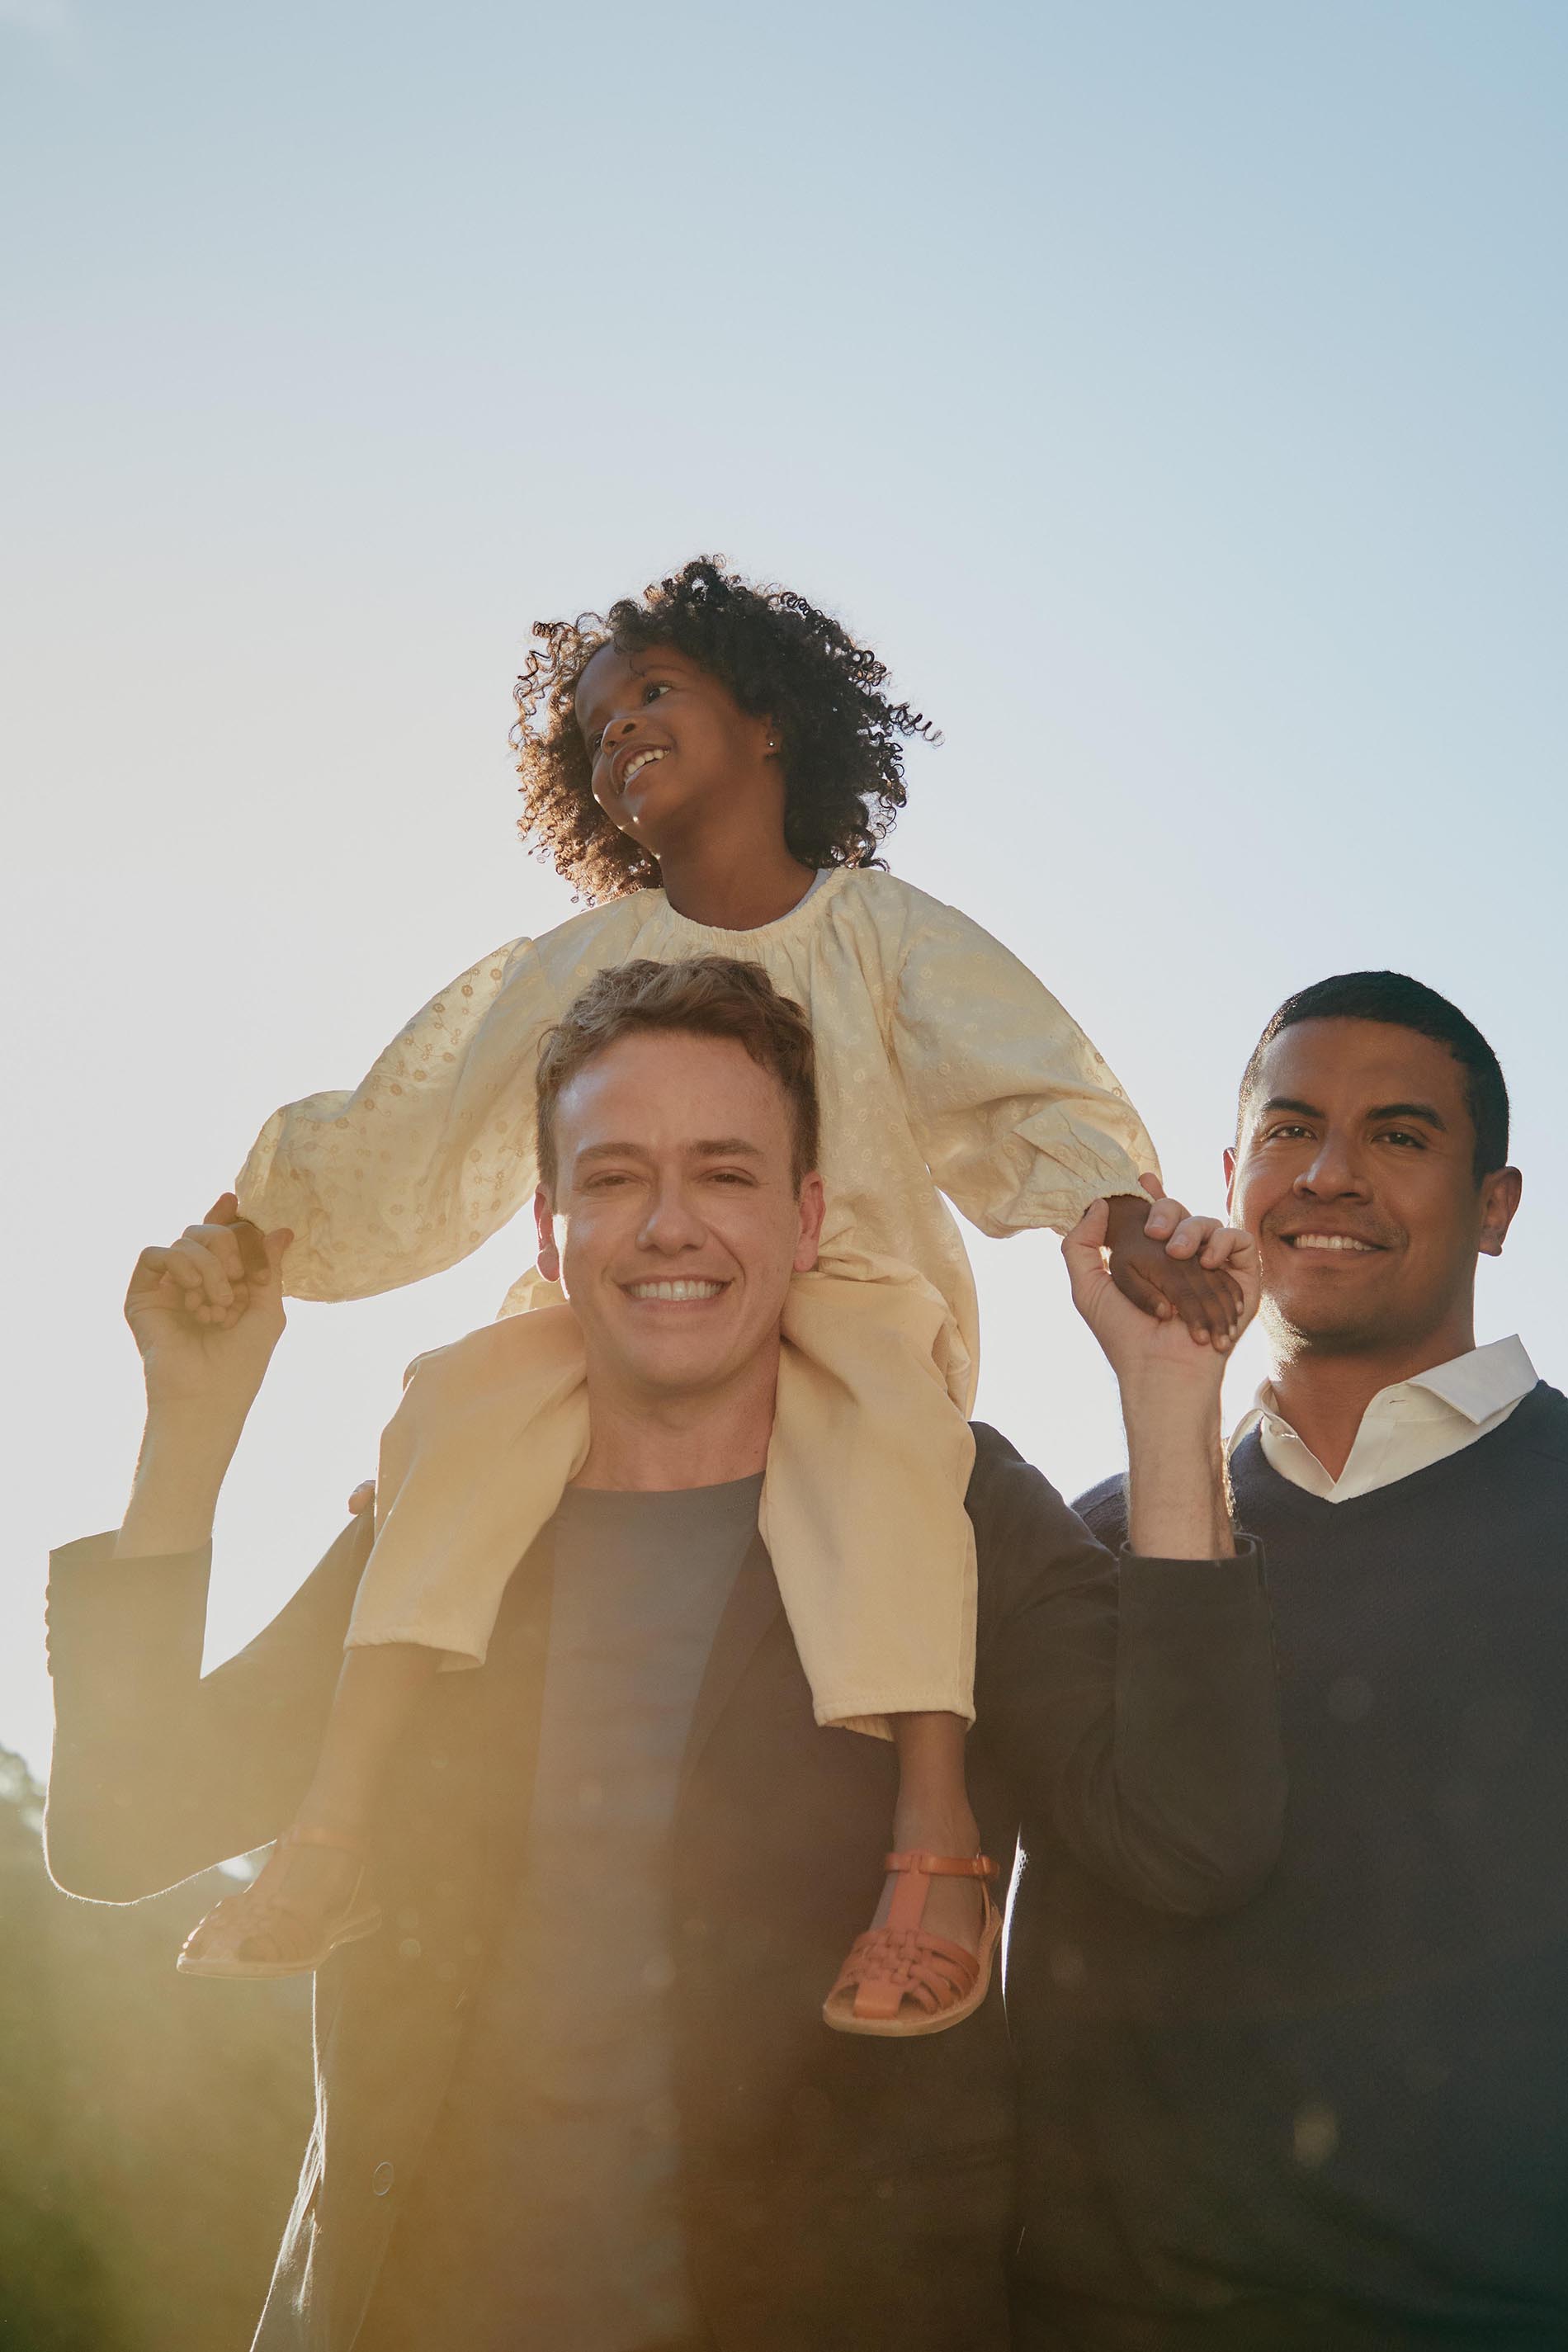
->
[175, 558, 1239, 2034]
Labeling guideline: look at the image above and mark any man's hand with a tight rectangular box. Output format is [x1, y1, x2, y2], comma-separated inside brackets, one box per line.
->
[1105, 1177, 1245, 1350]
[1065, 1193, 1257, 1558]
[125, 1193, 292, 1418]
[1067, 1193, 1259, 1385]
[116, 1197, 292, 1560]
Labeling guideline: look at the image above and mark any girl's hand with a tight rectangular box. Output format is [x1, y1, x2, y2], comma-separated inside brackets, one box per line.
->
[1065, 1196, 1259, 1379]
[1103, 1177, 1246, 1351]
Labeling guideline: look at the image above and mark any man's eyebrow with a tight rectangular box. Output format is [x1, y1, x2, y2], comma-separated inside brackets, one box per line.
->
[571, 1138, 767, 1163]
[574, 1141, 651, 1164]
[1253, 1095, 1449, 1131]
[1368, 1100, 1448, 1130]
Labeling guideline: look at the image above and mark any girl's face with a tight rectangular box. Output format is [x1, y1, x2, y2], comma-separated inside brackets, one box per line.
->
[575, 641, 780, 859]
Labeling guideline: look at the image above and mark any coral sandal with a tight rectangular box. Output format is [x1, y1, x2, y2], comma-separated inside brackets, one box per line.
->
[177, 1824, 382, 1980]
[822, 1850, 1002, 2038]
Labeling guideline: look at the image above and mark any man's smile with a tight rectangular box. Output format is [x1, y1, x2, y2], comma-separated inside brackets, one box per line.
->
[621, 1277, 729, 1302]
[1280, 1231, 1382, 1254]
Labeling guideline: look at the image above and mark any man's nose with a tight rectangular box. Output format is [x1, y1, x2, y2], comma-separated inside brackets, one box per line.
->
[1295, 1131, 1369, 1197]
[638, 1179, 706, 1250]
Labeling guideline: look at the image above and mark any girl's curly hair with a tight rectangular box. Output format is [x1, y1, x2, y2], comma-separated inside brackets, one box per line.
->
[512, 556, 938, 904]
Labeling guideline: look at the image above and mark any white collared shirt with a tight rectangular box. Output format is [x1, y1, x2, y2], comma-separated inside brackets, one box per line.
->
[1230, 1334, 1539, 1503]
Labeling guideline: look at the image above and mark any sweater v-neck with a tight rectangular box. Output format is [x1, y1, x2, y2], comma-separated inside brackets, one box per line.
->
[1228, 1378, 1566, 1537]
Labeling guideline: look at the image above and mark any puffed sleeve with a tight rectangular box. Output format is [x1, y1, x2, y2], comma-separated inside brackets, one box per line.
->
[235, 936, 556, 1301]
[890, 898, 1160, 1236]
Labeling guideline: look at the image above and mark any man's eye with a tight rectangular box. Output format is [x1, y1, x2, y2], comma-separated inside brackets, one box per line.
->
[1380, 1130, 1424, 1149]
[1265, 1124, 1311, 1143]
[643, 681, 671, 703]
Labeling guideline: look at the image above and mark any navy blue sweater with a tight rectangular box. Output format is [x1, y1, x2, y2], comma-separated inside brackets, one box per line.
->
[1008, 1381, 1568, 2352]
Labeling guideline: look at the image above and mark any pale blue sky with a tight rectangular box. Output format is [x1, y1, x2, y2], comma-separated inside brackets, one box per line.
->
[4, 1, 1565, 1774]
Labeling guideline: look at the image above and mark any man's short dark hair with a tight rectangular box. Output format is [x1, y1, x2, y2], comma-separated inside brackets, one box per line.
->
[536, 955, 821, 1196]
[1238, 971, 1510, 1182]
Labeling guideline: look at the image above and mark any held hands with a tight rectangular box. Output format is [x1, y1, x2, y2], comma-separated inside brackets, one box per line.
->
[1104, 1175, 1245, 1350]
[1065, 1185, 1259, 1391]
[125, 1193, 292, 1419]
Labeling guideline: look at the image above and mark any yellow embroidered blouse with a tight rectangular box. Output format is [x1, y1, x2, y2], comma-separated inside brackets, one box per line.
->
[236, 869, 1159, 1404]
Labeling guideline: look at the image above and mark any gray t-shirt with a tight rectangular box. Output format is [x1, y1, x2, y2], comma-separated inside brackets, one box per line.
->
[364, 1473, 761, 2352]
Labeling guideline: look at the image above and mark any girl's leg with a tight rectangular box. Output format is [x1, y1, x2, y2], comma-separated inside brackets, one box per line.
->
[177, 1646, 440, 1971]
[180, 1303, 592, 1977]
[882, 1710, 985, 1952]
[771, 1269, 1000, 2030]
[768, 1266, 980, 1743]
[262, 1644, 442, 1914]
[298, 1643, 439, 1837]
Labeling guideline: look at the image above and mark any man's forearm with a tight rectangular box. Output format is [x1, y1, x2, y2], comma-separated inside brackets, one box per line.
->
[114, 1406, 247, 1558]
[1120, 1376, 1234, 1558]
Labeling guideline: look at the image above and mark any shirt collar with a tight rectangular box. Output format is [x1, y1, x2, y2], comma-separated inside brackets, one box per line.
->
[1404, 1334, 1537, 1422]
[1230, 1334, 1537, 1452]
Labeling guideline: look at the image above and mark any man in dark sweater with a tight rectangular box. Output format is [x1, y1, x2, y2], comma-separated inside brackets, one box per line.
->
[1011, 971, 1566, 2351]
[46, 956, 1282, 2352]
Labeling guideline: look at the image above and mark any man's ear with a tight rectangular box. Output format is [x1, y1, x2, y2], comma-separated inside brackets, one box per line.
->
[1223, 1145, 1238, 1216]
[533, 1184, 561, 1285]
[1478, 1165, 1523, 1259]
[793, 1170, 826, 1273]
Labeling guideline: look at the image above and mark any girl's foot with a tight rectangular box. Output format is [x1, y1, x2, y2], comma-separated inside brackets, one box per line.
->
[822, 1847, 1001, 2037]
[871, 1793, 988, 1950]
[177, 1825, 381, 1979]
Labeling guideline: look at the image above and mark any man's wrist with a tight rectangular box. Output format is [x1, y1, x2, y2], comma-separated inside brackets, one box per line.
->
[1117, 1365, 1226, 1440]
[139, 1400, 250, 1474]
[1120, 1380, 1234, 1561]
[113, 1407, 244, 1559]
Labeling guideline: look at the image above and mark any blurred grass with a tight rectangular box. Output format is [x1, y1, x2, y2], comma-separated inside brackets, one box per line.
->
[0, 1750, 312, 2352]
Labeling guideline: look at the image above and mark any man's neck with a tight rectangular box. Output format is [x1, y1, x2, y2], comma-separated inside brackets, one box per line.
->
[1264, 1316, 1476, 1481]
[573, 1363, 777, 1494]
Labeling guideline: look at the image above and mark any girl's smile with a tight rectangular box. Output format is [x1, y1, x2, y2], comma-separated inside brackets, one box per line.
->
[571, 637, 815, 929]
[576, 642, 772, 843]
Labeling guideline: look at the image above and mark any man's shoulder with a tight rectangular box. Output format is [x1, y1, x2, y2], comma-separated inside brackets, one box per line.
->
[966, 1423, 1104, 1555]
[1515, 1379, 1568, 1466]
[966, 1419, 1039, 1512]
[1070, 1470, 1128, 1548]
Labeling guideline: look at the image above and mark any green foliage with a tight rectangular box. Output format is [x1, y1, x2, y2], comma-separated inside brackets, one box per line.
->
[0, 1750, 313, 2352]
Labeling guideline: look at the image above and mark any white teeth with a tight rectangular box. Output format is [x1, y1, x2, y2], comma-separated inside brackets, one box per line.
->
[1290, 1234, 1375, 1252]
[626, 1279, 723, 1301]
[622, 748, 666, 785]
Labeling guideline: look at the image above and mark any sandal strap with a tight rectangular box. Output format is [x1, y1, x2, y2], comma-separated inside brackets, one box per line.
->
[884, 1852, 999, 1938]
[833, 1924, 981, 2021]
[882, 1850, 999, 1880]
[182, 1843, 371, 1967]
